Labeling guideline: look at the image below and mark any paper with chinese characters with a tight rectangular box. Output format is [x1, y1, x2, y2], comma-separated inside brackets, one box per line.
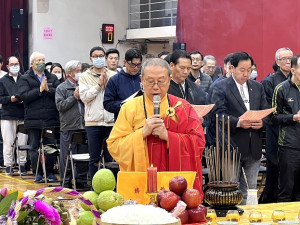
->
[191, 104, 215, 118]
[117, 171, 196, 204]
[239, 107, 275, 120]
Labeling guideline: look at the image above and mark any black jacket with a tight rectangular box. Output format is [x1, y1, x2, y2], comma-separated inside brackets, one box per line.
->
[210, 76, 268, 160]
[262, 69, 290, 108]
[18, 68, 60, 129]
[272, 78, 300, 149]
[168, 78, 207, 105]
[0, 73, 24, 120]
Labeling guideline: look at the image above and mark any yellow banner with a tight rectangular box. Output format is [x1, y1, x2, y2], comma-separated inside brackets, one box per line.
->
[117, 171, 196, 204]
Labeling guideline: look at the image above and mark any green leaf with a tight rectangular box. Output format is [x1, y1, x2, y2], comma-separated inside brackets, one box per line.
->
[0, 191, 18, 215]
[17, 211, 29, 222]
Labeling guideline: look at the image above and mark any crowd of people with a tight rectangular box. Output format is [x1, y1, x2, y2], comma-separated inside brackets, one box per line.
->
[0, 46, 299, 204]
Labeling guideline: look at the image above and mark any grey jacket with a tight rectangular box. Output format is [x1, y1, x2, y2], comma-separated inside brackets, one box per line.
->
[55, 79, 84, 131]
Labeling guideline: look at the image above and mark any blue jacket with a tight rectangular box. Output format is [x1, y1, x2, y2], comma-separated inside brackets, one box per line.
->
[104, 69, 141, 120]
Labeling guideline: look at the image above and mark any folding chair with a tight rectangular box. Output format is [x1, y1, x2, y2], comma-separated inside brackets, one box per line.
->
[62, 130, 89, 190]
[98, 138, 119, 171]
[6, 122, 30, 176]
[35, 127, 60, 184]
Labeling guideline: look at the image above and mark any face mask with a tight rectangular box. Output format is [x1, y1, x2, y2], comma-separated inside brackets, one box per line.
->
[36, 62, 46, 72]
[250, 70, 257, 80]
[9, 65, 20, 74]
[54, 73, 62, 80]
[74, 72, 81, 81]
[92, 57, 105, 68]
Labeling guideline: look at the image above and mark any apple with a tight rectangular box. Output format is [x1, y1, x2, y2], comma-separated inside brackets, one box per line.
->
[169, 176, 188, 196]
[182, 189, 202, 208]
[188, 205, 207, 223]
[156, 188, 168, 206]
[160, 191, 180, 211]
[177, 209, 189, 224]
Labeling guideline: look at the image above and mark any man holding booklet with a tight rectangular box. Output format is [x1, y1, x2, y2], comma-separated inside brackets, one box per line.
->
[210, 51, 269, 204]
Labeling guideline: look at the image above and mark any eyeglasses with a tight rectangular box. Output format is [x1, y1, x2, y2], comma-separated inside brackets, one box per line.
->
[192, 58, 202, 62]
[127, 61, 142, 68]
[144, 80, 169, 87]
[9, 63, 19, 66]
[278, 57, 292, 62]
[206, 66, 216, 70]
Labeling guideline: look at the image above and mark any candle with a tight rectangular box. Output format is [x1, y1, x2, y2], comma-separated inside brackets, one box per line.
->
[147, 165, 157, 192]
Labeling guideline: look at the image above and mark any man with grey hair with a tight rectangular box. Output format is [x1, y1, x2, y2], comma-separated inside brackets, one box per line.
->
[18, 51, 60, 182]
[260, 47, 293, 203]
[203, 55, 218, 81]
[107, 58, 206, 194]
[55, 60, 85, 188]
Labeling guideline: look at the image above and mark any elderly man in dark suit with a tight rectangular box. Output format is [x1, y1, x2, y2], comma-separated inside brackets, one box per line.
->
[211, 51, 268, 204]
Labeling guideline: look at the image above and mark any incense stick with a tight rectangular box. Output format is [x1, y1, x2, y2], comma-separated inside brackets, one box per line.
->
[242, 167, 249, 190]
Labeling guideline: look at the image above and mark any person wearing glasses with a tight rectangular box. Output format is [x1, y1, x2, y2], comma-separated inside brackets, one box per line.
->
[260, 47, 293, 203]
[0, 56, 27, 175]
[79, 46, 117, 179]
[188, 51, 212, 94]
[272, 54, 300, 202]
[104, 48, 143, 121]
[168, 50, 207, 105]
[107, 58, 205, 194]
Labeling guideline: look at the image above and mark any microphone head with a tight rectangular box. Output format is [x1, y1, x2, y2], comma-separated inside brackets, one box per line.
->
[153, 95, 161, 104]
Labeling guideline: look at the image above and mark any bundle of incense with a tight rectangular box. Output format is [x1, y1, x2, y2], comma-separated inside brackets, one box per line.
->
[204, 114, 241, 183]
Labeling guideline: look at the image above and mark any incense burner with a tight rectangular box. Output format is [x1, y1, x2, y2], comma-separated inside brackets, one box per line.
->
[204, 182, 243, 208]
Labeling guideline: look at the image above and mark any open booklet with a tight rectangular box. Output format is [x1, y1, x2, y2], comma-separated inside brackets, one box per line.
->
[121, 89, 144, 105]
[239, 107, 276, 120]
[191, 104, 215, 118]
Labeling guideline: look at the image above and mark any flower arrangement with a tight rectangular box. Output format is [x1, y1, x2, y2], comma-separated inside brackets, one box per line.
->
[0, 187, 72, 225]
[12, 199, 61, 225]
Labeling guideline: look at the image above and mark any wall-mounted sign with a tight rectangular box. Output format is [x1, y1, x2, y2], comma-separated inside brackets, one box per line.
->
[102, 24, 114, 44]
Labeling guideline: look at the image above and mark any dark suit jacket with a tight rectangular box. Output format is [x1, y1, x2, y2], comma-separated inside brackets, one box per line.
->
[168, 79, 207, 105]
[210, 76, 268, 160]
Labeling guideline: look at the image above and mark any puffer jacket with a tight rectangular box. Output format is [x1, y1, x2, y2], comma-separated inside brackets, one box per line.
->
[18, 68, 60, 129]
[79, 66, 115, 127]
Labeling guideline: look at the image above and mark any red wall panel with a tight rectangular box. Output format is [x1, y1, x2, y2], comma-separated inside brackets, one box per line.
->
[177, 0, 299, 81]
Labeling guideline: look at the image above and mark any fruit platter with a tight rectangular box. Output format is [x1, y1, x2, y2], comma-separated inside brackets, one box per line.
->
[0, 168, 209, 225]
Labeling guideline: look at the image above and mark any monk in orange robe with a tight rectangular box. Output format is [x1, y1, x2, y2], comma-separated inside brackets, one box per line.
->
[107, 58, 205, 197]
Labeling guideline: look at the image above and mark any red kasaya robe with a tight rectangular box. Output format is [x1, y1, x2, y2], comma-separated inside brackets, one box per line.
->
[107, 94, 205, 197]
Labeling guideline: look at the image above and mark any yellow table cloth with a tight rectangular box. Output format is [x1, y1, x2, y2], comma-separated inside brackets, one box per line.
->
[214, 202, 300, 224]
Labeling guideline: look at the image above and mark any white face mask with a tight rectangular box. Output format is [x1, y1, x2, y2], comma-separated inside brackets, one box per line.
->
[9, 65, 20, 75]
[250, 70, 257, 80]
[92, 57, 106, 68]
[54, 73, 62, 80]
[74, 72, 81, 81]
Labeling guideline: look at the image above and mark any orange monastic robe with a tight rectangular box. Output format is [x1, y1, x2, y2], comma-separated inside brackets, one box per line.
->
[107, 94, 205, 195]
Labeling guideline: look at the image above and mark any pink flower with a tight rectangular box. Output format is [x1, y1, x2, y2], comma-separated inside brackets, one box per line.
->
[34, 200, 61, 225]
[0, 188, 8, 197]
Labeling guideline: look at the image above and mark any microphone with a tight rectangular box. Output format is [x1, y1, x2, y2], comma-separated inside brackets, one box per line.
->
[153, 95, 161, 138]
[153, 95, 161, 115]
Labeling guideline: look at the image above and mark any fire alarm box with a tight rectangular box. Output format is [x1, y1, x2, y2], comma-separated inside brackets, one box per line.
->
[102, 24, 114, 44]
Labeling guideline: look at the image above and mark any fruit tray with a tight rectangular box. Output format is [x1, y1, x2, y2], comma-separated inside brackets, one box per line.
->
[6, 187, 100, 225]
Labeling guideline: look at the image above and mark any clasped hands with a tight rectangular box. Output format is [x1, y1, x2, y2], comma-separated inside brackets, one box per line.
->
[98, 70, 108, 87]
[40, 77, 49, 92]
[142, 114, 168, 141]
[240, 119, 263, 130]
